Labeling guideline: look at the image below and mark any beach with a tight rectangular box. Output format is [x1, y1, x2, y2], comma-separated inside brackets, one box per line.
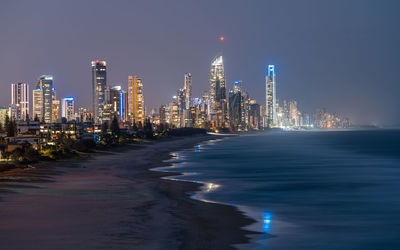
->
[0, 135, 255, 250]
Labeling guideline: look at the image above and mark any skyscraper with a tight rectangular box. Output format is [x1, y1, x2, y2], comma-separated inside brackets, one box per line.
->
[52, 99, 61, 123]
[209, 55, 227, 128]
[61, 97, 75, 121]
[265, 65, 276, 127]
[91, 60, 107, 124]
[128, 76, 144, 125]
[228, 80, 243, 131]
[33, 75, 54, 123]
[183, 73, 192, 127]
[32, 88, 43, 121]
[10, 83, 29, 121]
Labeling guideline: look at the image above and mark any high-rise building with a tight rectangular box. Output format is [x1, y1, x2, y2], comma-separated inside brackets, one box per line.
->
[169, 101, 180, 128]
[0, 106, 8, 129]
[265, 65, 276, 127]
[128, 76, 145, 125]
[105, 85, 125, 121]
[209, 55, 227, 129]
[77, 107, 91, 123]
[228, 80, 243, 131]
[52, 99, 61, 123]
[32, 88, 43, 121]
[61, 97, 75, 121]
[10, 83, 29, 121]
[120, 90, 128, 122]
[183, 73, 192, 127]
[159, 105, 167, 124]
[33, 75, 54, 123]
[91, 60, 107, 124]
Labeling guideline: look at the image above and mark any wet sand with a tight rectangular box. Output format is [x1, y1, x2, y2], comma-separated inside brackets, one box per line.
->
[0, 135, 255, 250]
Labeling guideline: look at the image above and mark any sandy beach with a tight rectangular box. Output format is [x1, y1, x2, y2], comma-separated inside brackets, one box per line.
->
[0, 135, 255, 250]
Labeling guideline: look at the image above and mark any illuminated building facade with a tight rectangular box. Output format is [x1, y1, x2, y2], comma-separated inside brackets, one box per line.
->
[0, 106, 8, 128]
[184, 73, 192, 127]
[52, 99, 61, 123]
[265, 65, 276, 127]
[61, 97, 75, 121]
[228, 80, 243, 131]
[33, 75, 54, 123]
[209, 55, 227, 128]
[10, 83, 29, 121]
[128, 76, 144, 125]
[169, 101, 180, 128]
[91, 60, 107, 124]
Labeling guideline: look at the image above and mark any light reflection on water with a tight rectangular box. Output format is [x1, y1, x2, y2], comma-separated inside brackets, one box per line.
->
[159, 130, 400, 250]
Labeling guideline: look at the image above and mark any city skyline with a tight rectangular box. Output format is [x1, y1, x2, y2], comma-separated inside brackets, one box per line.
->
[0, 0, 399, 126]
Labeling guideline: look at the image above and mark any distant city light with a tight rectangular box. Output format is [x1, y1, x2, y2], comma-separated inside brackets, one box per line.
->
[220, 36, 224, 41]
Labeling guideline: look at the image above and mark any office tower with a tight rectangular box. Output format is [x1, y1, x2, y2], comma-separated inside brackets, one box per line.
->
[61, 97, 75, 121]
[228, 80, 243, 131]
[52, 99, 61, 123]
[128, 76, 144, 125]
[10, 83, 29, 121]
[265, 65, 276, 127]
[91, 60, 107, 124]
[209, 55, 227, 128]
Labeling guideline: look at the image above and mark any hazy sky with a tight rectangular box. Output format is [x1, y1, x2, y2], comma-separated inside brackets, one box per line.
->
[0, 0, 399, 125]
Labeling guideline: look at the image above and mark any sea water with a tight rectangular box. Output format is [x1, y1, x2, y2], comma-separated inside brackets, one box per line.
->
[161, 129, 400, 250]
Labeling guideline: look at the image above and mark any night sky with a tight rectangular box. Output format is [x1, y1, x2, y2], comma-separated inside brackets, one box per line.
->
[1, 0, 399, 125]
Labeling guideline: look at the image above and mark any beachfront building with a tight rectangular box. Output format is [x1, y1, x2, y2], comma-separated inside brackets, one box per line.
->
[265, 65, 276, 127]
[61, 97, 75, 121]
[33, 75, 54, 123]
[209, 55, 227, 129]
[91, 60, 107, 124]
[228, 80, 243, 131]
[10, 83, 29, 121]
[183, 73, 192, 127]
[128, 76, 145, 126]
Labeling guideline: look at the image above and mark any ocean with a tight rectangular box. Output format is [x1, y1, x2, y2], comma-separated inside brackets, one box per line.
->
[160, 129, 400, 250]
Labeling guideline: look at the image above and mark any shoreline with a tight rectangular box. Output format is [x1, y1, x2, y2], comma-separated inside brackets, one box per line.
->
[0, 135, 256, 249]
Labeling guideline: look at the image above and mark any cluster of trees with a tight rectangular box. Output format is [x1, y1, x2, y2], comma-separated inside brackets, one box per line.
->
[0, 115, 17, 137]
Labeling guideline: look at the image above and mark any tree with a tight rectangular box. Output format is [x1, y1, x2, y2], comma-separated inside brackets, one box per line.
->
[34, 114, 39, 122]
[101, 121, 108, 134]
[5, 116, 16, 137]
[110, 115, 120, 140]
[143, 118, 153, 139]
[0, 122, 4, 133]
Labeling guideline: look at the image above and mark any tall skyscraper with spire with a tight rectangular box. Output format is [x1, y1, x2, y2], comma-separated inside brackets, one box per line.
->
[209, 55, 227, 128]
[265, 65, 276, 127]
[91, 60, 107, 124]
[10, 82, 29, 121]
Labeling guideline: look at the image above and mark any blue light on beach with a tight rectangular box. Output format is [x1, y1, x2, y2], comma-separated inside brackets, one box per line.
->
[263, 212, 272, 233]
